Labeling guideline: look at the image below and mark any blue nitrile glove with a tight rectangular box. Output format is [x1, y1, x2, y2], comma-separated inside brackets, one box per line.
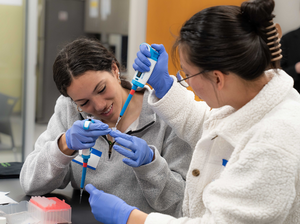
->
[65, 119, 111, 150]
[109, 130, 154, 167]
[133, 44, 173, 98]
[86, 184, 138, 224]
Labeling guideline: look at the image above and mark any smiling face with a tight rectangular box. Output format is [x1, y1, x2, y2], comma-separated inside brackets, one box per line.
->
[66, 68, 125, 124]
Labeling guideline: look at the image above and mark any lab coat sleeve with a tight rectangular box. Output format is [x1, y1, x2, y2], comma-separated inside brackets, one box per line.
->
[133, 127, 193, 217]
[20, 96, 79, 195]
[148, 76, 210, 150]
[145, 121, 300, 224]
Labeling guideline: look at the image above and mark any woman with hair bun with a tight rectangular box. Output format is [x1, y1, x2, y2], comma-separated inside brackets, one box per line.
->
[85, 0, 300, 223]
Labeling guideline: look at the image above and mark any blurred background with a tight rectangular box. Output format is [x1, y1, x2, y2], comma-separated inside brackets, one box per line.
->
[0, 0, 299, 163]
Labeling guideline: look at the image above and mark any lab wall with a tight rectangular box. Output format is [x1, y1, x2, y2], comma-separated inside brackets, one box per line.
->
[0, 0, 299, 116]
[0, 1, 25, 113]
[35, 0, 87, 124]
[273, 0, 300, 35]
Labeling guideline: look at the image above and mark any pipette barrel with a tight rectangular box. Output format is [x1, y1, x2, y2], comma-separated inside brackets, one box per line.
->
[80, 118, 93, 203]
[80, 158, 88, 189]
[119, 85, 137, 117]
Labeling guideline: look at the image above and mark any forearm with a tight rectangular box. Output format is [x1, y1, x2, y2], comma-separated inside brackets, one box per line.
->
[149, 78, 207, 149]
[58, 133, 75, 156]
[127, 209, 148, 224]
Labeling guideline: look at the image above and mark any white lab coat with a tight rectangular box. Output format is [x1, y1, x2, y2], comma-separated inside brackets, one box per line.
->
[146, 69, 300, 224]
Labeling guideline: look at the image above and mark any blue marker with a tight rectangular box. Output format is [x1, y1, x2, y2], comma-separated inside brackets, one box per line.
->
[115, 43, 159, 128]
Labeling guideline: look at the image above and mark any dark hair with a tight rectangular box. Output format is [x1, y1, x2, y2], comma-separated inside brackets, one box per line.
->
[53, 38, 121, 97]
[172, 0, 280, 81]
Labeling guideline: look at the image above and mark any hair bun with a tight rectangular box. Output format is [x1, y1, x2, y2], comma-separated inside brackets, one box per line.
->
[241, 0, 275, 26]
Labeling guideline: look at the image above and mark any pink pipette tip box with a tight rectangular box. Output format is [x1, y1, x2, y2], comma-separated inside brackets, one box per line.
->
[28, 196, 71, 223]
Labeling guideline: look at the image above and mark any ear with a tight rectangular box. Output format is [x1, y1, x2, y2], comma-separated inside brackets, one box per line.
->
[111, 63, 120, 79]
[275, 23, 282, 39]
[211, 70, 225, 90]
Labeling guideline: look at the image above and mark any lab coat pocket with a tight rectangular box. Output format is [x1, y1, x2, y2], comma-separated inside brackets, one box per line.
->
[207, 159, 226, 182]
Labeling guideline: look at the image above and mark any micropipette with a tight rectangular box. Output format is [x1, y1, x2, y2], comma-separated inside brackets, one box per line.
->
[79, 116, 94, 203]
[115, 43, 159, 128]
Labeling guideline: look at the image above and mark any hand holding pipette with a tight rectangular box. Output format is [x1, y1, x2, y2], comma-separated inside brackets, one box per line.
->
[65, 119, 110, 150]
[65, 117, 111, 203]
[115, 43, 159, 128]
[133, 44, 173, 99]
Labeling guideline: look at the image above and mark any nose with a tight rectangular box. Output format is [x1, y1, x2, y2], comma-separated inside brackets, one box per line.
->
[92, 96, 106, 112]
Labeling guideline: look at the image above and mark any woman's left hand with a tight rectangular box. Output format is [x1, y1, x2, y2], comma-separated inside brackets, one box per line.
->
[109, 130, 154, 167]
[86, 184, 137, 224]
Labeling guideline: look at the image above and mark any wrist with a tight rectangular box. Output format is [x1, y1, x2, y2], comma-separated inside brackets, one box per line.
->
[155, 75, 173, 98]
[117, 204, 138, 224]
[149, 147, 154, 162]
[152, 150, 155, 161]
[143, 147, 154, 165]
[127, 209, 148, 224]
[58, 133, 75, 156]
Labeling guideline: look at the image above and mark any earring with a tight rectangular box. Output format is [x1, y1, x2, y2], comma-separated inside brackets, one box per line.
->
[77, 105, 83, 112]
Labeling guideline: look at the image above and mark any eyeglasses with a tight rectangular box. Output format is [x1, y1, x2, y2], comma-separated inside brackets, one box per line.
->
[176, 69, 206, 88]
[176, 69, 207, 87]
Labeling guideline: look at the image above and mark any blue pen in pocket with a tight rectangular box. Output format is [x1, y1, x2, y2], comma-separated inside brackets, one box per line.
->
[221, 159, 228, 173]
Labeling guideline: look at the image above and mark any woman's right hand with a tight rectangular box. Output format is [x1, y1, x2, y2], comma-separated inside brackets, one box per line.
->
[133, 44, 173, 98]
[65, 119, 111, 150]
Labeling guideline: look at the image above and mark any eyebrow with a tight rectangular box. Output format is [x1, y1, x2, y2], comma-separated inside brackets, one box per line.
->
[74, 81, 104, 102]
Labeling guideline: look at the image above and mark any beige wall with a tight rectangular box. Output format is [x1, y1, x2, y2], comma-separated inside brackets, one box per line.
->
[0, 1, 25, 112]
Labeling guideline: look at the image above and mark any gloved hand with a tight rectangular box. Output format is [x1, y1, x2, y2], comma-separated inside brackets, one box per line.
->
[109, 130, 154, 167]
[133, 44, 173, 98]
[65, 119, 111, 150]
[86, 184, 137, 224]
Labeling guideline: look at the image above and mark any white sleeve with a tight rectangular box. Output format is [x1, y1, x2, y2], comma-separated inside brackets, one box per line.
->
[148, 77, 210, 150]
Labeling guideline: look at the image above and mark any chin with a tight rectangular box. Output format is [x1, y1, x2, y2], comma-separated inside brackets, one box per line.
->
[98, 115, 117, 124]
[93, 115, 103, 121]
[205, 101, 218, 109]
